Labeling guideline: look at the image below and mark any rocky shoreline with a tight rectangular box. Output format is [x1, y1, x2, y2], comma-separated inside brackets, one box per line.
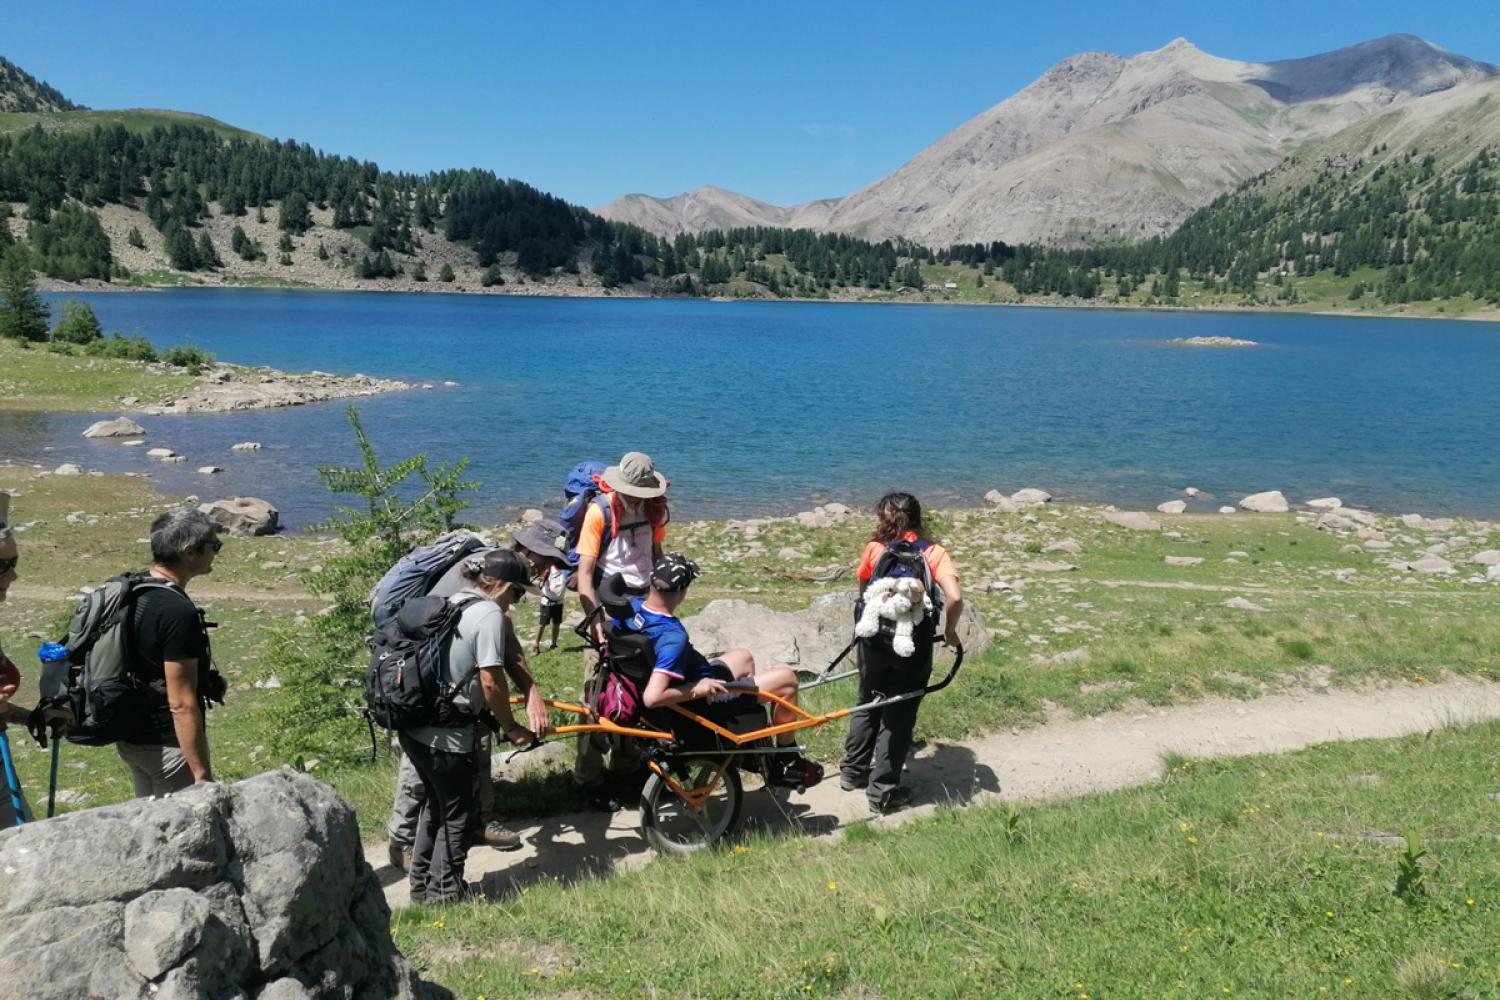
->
[135, 362, 408, 415]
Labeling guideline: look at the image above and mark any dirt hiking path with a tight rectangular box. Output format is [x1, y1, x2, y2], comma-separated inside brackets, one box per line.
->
[368, 678, 1500, 908]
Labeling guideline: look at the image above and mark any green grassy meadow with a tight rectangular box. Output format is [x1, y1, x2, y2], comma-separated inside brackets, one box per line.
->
[393, 721, 1500, 998]
[0, 338, 197, 412]
[2, 461, 1496, 836]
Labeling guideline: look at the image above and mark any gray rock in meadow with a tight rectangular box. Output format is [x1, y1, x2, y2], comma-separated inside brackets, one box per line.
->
[1304, 497, 1343, 510]
[1156, 500, 1187, 514]
[685, 591, 988, 668]
[983, 489, 1021, 513]
[0, 772, 449, 1000]
[1363, 540, 1393, 550]
[1164, 555, 1204, 567]
[1340, 544, 1363, 555]
[795, 510, 833, 529]
[198, 497, 280, 537]
[1101, 511, 1161, 532]
[52, 464, 82, 476]
[1032, 647, 1088, 667]
[1010, 488, 1052, 505]
[1223, 596, 1267, 612]
[1488, 564, 1500, 582]
[1238, 490, 1290, 513]
[1405, 556, 1455, 575]
[1401, 513, 1457, 532]
[82, 417, 146, 438]
[230, 442, 262, 452]
[821, 502, 853, 517]
[1470, 550, 1500, 566]
[1044, 539, 1083, 555]
[1316, 512, 1358, 533]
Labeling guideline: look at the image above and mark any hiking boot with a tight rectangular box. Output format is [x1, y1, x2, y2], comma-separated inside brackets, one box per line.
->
[766, 751, 825, 790]
[482, 821, 523, 851]
[871, 787, 913, 815]
[387, 841, 411, 873]
[839, 772, 868, 792]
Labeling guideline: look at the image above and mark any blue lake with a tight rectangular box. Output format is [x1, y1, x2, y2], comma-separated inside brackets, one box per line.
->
[5, 290, 1498, 528]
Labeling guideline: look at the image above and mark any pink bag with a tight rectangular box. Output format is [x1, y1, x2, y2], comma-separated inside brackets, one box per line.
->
[598, 669, 643, 725]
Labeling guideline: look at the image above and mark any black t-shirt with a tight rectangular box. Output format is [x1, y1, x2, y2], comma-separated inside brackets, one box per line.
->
[129, 581, 209, 746]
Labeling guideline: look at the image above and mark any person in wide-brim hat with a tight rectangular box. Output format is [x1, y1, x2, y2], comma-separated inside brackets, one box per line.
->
[601, 451, 668, 499]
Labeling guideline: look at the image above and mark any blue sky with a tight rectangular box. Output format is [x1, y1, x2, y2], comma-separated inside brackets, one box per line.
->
[9, 1, 1500, 209]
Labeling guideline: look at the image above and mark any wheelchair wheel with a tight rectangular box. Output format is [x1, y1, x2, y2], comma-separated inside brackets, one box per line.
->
[639, 756, 743, 854]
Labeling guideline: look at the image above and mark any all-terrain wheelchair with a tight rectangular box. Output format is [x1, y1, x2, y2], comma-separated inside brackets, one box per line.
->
[517, 573, 963, 853]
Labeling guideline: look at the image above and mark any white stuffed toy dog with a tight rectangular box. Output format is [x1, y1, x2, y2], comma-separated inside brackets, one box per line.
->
[854, 576, 932, 657]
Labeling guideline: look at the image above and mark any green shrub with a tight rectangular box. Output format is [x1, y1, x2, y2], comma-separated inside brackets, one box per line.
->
[161, 343, 215, 372]
[51, 300, 104, 345]
[84, 333, 157, 362]
[265, 408, 477, 763]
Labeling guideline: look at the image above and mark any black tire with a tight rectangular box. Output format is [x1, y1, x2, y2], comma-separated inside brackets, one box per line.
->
[639, 756, 743, 854]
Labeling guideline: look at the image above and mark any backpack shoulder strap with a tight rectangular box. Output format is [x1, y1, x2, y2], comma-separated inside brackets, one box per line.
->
[593, 493, 616, 545]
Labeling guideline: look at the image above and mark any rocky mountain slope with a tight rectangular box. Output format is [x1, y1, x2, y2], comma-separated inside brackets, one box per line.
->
[0, 56, 83, 113]
[594, 186, 837, 238]
[598, 34, 1497, 246]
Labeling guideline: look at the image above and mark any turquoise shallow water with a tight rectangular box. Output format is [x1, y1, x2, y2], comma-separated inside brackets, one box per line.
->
[5, 290, 1499, 527]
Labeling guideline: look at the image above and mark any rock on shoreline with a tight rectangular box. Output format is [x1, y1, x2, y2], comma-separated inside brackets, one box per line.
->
[138, 364, 409, 415]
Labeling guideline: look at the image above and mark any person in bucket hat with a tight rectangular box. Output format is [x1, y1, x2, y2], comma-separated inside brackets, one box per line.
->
[573, 452, 671, 808]
[600, 451, 669, 498]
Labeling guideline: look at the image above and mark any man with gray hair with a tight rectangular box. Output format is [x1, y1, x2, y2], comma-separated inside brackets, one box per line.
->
[115, 507, 225, 796]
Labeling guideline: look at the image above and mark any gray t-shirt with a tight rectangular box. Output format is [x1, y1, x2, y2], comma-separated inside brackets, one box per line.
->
[403, 589, 506, 754]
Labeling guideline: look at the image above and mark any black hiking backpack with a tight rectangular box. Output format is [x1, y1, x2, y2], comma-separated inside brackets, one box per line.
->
[364, 594, 485, 731]
[47, 572, 178, 746]
[857, 539, 944, 640]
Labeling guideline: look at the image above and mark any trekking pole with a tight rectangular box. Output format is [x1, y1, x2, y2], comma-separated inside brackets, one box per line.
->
[0, 730, 27, 825]
[46, 738, 60, 819]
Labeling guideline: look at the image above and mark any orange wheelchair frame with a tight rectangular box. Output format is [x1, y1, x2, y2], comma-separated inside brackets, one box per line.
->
[511, 620, 964, 853]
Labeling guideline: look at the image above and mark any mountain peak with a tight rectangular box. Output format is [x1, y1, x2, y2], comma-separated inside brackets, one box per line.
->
[1252, 33, 1498, 104]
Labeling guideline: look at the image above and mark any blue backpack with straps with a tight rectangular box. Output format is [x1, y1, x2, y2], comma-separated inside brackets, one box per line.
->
[559, 460, 608, 569]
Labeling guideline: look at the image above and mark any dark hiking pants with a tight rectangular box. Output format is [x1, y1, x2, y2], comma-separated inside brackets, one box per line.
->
[841, 636, 932, 810]
[399, 734, 476, 902]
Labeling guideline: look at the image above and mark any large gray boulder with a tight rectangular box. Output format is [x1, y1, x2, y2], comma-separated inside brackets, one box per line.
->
[683, 591, 988, 670]
[82, 417, 146, 438]
[1239, 490, 1290, 513]
[199, 497, 281, 537]
[0, 771, 450, 1000]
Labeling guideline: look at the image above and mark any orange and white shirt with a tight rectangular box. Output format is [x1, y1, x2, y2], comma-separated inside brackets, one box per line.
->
[576, 496, 668, 589]
[855, 531, 958, 586]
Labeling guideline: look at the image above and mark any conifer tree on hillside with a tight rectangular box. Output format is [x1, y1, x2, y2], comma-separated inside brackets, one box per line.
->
[279, 191, 312, 234]
[0, 245, 50, 342]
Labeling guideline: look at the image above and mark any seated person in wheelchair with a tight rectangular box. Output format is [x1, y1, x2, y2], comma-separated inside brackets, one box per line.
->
[629, 553, 822, 783]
